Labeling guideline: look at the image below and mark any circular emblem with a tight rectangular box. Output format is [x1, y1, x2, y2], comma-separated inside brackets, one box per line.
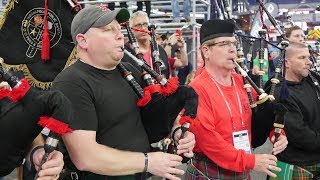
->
[21, 8, 62, 58]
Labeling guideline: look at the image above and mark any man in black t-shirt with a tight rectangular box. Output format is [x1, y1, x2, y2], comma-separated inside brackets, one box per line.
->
[53, 5, 195, 180]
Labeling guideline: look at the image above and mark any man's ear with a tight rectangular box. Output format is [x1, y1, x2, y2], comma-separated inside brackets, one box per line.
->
[76, 34, 88, 49]
[201, 46, 210, 60]
[285, 59, 290, 69]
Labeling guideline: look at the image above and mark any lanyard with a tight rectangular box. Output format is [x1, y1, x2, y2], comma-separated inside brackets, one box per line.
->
[211, 76, 244, 130]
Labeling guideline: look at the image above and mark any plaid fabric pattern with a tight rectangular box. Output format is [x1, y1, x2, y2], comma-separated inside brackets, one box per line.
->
[291, 162, 320, 180]
[185, 153, 250, 180]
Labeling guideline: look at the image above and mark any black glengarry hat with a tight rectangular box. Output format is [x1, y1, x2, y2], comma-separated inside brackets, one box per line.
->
[200, 19, 235, 45]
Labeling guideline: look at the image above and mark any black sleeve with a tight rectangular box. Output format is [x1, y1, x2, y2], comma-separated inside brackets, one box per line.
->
[52, 80, 98, 131]
[282, 97, 320, 151]
[24, 89, 74, 125]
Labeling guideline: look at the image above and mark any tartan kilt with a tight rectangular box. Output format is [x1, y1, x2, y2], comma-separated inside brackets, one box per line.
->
[185, 153, 250, 180]
[291, 162, 320, 180]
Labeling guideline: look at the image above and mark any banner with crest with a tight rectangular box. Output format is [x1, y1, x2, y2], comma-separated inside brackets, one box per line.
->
[0, 0, 78, 89]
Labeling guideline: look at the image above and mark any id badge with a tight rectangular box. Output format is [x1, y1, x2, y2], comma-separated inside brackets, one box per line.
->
[232, 130, 252, 154]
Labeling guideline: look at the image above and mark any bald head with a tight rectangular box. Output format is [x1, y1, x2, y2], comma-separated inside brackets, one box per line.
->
[285, 42, 308, 59]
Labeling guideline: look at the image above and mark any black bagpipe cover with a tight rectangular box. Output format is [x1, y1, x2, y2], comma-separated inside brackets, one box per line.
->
[0, 88, 72, 176]
[251, 80, 276, 148]
[141, 85, 198, 143]
[251, 101, 275, 148]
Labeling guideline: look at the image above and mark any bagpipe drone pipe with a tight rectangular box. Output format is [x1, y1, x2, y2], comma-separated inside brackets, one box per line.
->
[118, 22, 198, 144]
[0, 64, 72, 176]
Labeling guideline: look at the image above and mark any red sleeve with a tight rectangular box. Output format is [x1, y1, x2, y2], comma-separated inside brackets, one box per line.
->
[190, 80, 255, 172]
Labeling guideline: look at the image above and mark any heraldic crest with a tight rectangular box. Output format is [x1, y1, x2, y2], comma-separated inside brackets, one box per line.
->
[0, 0, 79, 89]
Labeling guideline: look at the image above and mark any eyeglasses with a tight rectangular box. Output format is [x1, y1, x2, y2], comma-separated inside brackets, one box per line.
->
[133, 22, 149, 29]
[207, 41, 238, 48]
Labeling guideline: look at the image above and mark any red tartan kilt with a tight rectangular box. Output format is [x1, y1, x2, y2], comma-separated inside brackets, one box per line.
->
[185, 153, 250, 180]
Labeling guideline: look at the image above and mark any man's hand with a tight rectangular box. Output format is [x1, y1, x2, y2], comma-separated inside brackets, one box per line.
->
[32, 148, 64, 180]
[176, 36, 185, 48]
[148, 152, 184, 180]
[173, 130, 195, 158]
[270, 134, 288, 155]
[253, 154, 281, 178]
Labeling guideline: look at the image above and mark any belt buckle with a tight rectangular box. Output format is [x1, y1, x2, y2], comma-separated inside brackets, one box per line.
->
[70, 172, 78, 180]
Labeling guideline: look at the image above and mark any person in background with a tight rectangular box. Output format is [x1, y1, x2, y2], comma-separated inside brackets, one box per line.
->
[156, 32, 188, 77]
[252, 51, 269, 86]
[269, 25, 305, 81]
[137, 1, 151, 17]
[168, 34, 189, 76]
[286, 25, 305, 44]
[107, 2, 128, 10]
[171, 0, 191, 23]
[122, 11, 172, 78]
[178, 59, 193, 85]
[156, 34, 169, 48]
[268, 50, 279, 79]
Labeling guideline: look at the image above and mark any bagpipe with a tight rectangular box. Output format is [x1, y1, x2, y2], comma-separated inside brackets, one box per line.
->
[0, 64, 72, 176]
[119, 22, 199, 144]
